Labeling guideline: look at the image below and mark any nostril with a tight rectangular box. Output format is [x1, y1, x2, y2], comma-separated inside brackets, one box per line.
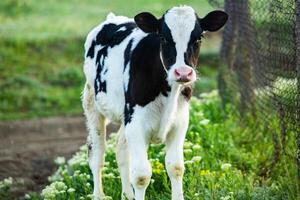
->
[175, 69, 181, 77]
[187, 69, 193, 77]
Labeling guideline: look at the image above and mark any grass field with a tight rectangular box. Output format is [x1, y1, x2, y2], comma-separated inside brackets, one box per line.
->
[1, 91, 298, 199]
[0, 0, 220, 120]
[0, 0, 215, 40]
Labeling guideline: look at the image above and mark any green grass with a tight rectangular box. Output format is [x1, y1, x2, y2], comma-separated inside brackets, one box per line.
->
[8, 91, 296, 200]
[0, 0, 219, 120]
[0, 38, 85, 120]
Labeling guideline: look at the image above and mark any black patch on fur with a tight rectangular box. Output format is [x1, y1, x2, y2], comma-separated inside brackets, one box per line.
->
[87, 141, 92, 158]
[104, 68, 108, 74]
[87, 40, 96, 58]
[93, 22, 137, 95]
[88, 143, 92, 151]
[159, 19, 176, 69]
[181, 86, 193, 101]
[96, 22, 137, 47]
[124, 33, 171, 125]
[190, 18, 202, 42]
[124, 39, 134, 72]
[124, 103, 135, 125]
[185, 21, 202, 67]
[94, 46, 108, 94]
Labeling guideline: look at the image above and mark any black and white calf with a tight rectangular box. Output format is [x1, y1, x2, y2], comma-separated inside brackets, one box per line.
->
[82, 6, 227, 200]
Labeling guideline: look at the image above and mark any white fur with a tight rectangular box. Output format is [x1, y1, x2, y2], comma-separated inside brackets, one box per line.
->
[156, 84, 181, 143]
[83, 8, 196, 200]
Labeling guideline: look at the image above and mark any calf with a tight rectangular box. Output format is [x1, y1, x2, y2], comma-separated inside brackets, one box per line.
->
[82, 6, 227, 200]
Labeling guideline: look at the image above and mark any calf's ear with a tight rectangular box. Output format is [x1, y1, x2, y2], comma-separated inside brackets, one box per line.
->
[134, 12, 159, 33]
[199, 10, 228, 32]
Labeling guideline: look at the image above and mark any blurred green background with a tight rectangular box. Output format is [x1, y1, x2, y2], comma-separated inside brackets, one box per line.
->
[0, 0, 220, 120]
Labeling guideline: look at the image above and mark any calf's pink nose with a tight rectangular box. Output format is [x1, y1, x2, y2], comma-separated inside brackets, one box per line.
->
[174, 67, 193, 82]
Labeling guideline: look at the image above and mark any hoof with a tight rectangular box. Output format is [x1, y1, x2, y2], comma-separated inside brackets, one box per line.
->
[122, 191, 135, 200]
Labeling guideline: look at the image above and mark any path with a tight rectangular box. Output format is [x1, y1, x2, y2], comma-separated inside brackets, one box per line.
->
[0, 116, 117, 198]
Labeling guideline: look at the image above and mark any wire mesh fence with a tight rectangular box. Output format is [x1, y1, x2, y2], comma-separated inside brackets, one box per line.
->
[208, 0, 300, 188]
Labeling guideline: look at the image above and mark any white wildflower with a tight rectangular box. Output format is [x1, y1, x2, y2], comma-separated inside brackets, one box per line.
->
[192, 144, 201, 150]
[104, 173, 115, 178]
[67, 188, 75, 193]
[220, 196, 231, 200]
[3, 177, 13, 186]
[24, 194, 31, 199]
[54, 157, 65, 165]
[221, 163, 232, 171]
[199, 119, 210, 125]
[184, 160, 194, 165]
[191, 156, 202, 162]
[184, 149, 193, 155]
[184, 141, 193, 149]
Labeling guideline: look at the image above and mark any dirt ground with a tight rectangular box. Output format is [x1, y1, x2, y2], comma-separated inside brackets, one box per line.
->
[0, 116, 117, 199]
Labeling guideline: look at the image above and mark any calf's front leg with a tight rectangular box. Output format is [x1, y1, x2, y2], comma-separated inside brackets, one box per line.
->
[125, 122, 152, 200]
[165, 105, 189, 200]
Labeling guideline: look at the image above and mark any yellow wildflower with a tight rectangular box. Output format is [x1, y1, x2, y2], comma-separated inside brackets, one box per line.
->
[152, 160, 165, 175]
[200, 169, 210, 176]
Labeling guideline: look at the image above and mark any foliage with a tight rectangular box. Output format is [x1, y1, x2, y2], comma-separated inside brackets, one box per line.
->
[28, 91, 298, 200]
[0, 0, 217, 120]
[194, 65, 218, 94]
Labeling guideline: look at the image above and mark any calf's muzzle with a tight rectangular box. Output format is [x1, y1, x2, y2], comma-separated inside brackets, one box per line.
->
[174, 67, 193, 83]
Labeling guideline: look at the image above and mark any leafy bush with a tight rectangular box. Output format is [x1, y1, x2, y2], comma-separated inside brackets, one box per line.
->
[33, 91, 298, 200]
[0, 177, 14, 200]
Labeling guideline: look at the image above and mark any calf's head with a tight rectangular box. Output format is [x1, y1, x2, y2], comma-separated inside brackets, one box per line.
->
[134, 6, 228, 85]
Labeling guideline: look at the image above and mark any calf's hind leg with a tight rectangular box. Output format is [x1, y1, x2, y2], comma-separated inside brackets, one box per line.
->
[116, 125, 135, 200]
[82, 84, 106, 199]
